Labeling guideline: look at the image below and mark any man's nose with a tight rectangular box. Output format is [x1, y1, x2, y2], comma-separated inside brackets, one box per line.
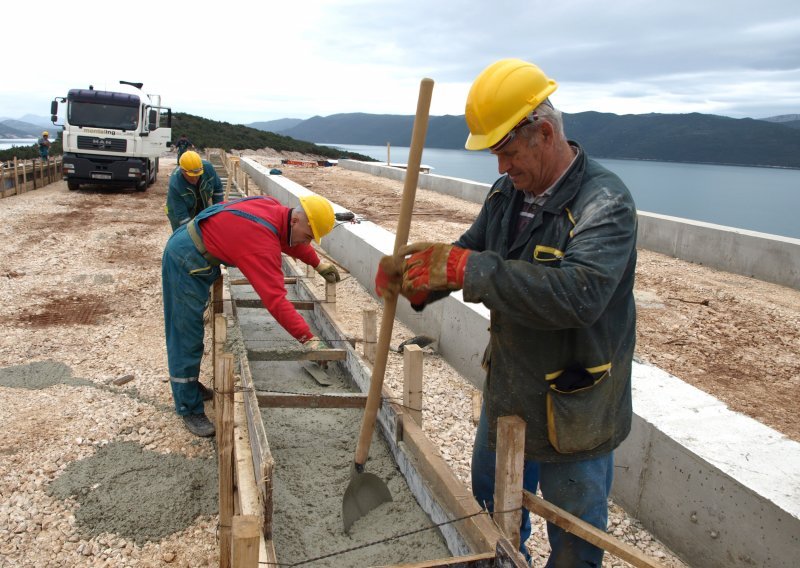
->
[496, 155, 510, 175]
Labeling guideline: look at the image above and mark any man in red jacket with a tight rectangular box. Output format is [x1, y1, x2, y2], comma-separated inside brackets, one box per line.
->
[162, 194, 339, 437]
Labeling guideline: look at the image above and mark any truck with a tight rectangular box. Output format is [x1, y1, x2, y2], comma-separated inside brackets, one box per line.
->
[50, 81, 172, 191]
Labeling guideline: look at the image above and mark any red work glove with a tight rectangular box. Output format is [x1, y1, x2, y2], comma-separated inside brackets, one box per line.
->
[375, 254, 402, 300]
[399, 242, 472, 293]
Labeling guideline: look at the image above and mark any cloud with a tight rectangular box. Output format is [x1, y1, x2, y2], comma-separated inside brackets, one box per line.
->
[2, 0, 798, 124]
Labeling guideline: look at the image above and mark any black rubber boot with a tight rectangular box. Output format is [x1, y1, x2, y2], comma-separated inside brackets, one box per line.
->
[182, 413, 215, 437]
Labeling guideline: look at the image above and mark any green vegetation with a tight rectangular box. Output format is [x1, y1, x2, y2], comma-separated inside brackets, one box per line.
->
[170, 113, 375, 161]
[0, 137, 62, 163]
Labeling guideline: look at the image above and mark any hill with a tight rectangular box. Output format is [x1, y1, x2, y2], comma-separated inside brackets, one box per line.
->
[276, 111, 800, 169]
[247, 118, 304, 133]
[169, 113, 374, 161]
[0, 119, 45, 138]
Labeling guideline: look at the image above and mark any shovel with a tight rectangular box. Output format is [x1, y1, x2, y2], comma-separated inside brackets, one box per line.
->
[342, 77, 434, 533]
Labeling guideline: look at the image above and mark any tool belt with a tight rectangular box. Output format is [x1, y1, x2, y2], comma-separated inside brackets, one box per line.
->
[186, 219, 223, 266]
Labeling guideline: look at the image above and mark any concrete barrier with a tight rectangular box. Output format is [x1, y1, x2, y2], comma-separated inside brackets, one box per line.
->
[340, 159, 800, 290]
[241, 157, 800, 568]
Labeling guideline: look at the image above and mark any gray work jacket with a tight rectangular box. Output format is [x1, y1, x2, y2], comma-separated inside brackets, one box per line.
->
[458, 142, 638, 462]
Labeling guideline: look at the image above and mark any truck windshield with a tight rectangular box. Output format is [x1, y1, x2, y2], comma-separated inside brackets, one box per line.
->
[68, 102, 139, 130]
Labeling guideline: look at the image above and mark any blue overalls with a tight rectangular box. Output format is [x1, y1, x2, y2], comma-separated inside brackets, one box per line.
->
[161, 197, 278, 416]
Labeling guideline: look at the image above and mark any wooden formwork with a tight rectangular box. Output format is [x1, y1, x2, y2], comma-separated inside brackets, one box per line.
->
[1, 157, 63, 198]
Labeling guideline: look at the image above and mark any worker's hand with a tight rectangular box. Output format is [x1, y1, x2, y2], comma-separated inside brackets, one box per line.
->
[399, 242, 472, 294]
[302, 335, 327, 351]
[375, 254, 402, 300]
[315, 261, 341, 283]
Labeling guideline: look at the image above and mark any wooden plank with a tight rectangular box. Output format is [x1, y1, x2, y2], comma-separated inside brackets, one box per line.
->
[380, 551, 495, 567]
[235, 297, 315, 310]
[494, 537, 530, 567]
[362, 308, 377, 364]
[400, 415, 504, 553]
[213, 276, 224, 314]
[255, 391, 367, 408]
[522, 492, 666, 568]
[227, 277, 275, 542]
[217, 353, 236, 568]
[246, 347, 346, 362]
[231, 515, 259, 568]
[232, 387, 271, 564]
[493, 416, 525, 550]
[403, 344, 423, 426]
[230, 277, 296, 286]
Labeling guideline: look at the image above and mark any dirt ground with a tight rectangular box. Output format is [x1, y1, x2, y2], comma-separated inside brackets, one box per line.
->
[0, 149, 796, 568]
[274, 163, 800, 442]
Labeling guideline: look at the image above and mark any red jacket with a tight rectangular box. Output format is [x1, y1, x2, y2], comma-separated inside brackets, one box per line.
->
[201, 197, 320, 341]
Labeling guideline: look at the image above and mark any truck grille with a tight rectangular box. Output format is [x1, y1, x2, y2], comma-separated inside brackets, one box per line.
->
[76, 136, 127, 152]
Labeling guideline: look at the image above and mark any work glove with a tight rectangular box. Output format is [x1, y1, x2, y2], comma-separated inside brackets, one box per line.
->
[399, 242, 472, 294]
[315, 261, 341, 283]
[375, 254, 402, 300]
[301, 335, 327, 351]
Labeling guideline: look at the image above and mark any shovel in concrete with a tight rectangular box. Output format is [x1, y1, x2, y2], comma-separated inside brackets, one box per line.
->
[342, 77, 434, 533]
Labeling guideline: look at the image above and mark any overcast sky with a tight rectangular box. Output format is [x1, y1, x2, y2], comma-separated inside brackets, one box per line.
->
[3, 0, 799, 125]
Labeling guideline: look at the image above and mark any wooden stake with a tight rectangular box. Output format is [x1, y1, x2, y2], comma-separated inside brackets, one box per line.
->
[471, 391, 482, 426]
[231, 515, 259, 568]
[325, 281, 336, 307]
[362, 308, 377, 364]
[13, 157, 19, 195]
[494, 415, 525, 547]
[403, 344, 423, 426]
[217, 353, 235, 568]
[213, 276, 224, 315]
[214, 314, 227, 406]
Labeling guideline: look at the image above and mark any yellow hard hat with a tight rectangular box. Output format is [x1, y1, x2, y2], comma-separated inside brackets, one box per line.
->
[464, 59, 558, 150]
[179, 151, 204, 177]
[298, 194, 335, 244]
[42, 131, 49, 137]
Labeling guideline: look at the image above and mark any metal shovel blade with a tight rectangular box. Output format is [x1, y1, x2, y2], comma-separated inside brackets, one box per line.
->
[342, 463, 392, 533]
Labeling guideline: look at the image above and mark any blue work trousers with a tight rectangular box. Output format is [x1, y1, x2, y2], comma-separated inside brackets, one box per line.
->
[161, 226, 220, 416]
[472, 405, 613, 567]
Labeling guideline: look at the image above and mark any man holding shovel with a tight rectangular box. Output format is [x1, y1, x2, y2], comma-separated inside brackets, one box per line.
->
[377, 59, 638, 566]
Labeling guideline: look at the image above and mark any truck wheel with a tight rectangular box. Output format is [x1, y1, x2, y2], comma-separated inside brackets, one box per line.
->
[135, 180, 147, 192]
[67, 180, 80, 191]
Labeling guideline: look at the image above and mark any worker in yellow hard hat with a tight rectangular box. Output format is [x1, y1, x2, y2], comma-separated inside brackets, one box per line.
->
[165, 150, 224, 231]
[37, 131, 51, 162]
[376, 58, 638, 565]
[161, 193, 339, 437]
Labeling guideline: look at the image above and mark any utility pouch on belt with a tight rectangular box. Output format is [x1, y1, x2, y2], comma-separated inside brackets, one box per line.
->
[546, 366, 614, 454]
[187, 220, 223, 267]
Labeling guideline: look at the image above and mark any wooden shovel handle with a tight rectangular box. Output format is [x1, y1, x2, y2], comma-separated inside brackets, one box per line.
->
[354, 78, 434, 466]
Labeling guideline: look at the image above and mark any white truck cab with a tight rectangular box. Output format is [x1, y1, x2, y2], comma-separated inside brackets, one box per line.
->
[51, 81, 172, 191]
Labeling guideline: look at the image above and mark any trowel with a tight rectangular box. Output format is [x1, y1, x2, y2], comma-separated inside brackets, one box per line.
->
[301, 361, 332, 386]
[342, 77, 434, 533]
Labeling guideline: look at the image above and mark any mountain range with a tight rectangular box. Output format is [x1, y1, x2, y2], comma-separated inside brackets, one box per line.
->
[5, 111, 800, 169]
[250, 112, 800, 169]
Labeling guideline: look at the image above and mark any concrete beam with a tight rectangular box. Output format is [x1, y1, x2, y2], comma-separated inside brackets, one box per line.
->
[340, 159, 800, 290]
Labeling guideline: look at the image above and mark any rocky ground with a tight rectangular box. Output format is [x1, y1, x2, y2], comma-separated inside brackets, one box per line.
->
[0, 148, 796, 567]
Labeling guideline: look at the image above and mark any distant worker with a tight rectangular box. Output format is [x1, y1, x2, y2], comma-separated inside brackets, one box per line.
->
[37, 131, 51, 161]
[174, 133, 193, 162]
[166, 150, 224, 232]
[162, 194, 341, 436]
[376, 58, 638, 565]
